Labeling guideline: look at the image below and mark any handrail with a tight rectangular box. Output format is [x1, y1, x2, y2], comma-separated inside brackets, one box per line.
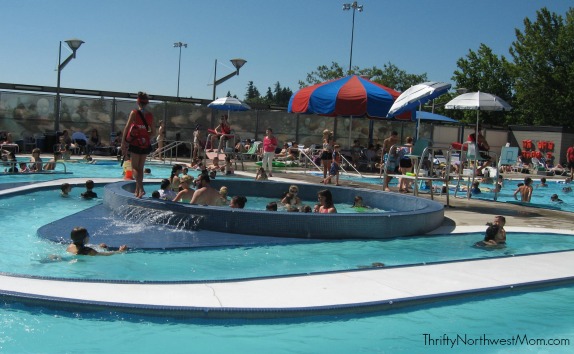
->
[451, 141, 498, 200]
[339, 154, 363, 177]
[379, 142, 451, 205]
[298, 148, 323, 174]
[147, 140, 190, 164]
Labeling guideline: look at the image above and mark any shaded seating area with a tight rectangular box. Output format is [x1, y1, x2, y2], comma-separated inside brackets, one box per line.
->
[381, 138, 451, 204]
[452, 141, 499, 199]
[71, 132, 88, 154]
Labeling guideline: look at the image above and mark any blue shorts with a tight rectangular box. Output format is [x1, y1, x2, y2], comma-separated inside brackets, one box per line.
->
[329, 163, 339, 176]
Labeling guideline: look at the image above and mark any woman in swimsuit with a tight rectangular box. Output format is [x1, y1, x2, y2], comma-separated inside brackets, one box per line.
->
[317, 189, 337, 213]
[153, 120, 165, 160]
[320, 129, 333, 179]
[172, 175, 194, 203]
[169, 164, 183, 192]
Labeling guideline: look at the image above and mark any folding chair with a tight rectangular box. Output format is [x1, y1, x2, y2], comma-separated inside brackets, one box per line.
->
[242, 141, 262, 160]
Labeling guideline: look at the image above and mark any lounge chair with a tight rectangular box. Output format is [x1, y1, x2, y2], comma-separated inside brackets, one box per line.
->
[242, 141, 261, 160]
[531, 157, 554, 176]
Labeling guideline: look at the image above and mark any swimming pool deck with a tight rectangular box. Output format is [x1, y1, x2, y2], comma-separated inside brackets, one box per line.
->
[2, 168, 574, 318]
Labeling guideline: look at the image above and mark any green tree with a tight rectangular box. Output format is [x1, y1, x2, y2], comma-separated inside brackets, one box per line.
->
[245, 81, 261, 101]
[451, 43, 513, 125]
[265, 87, 274, 103]
[509, 7, 574, 127]
[298, 62, 346, 87]
[299, 62, 426, 91]
[272, 82, 293, 106]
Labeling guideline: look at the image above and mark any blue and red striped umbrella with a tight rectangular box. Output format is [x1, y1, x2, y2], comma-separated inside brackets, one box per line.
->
[288, 75, 409, 120]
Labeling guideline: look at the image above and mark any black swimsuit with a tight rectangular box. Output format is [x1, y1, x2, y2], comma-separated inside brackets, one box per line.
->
[76, 246, 96, 255]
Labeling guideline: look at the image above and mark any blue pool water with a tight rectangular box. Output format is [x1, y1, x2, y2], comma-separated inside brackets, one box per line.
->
[1, 285, 572, 353]
[1, 187, 574, 281]
[1, 168, 573, 352]
[472, 179, 572, 208]
[326, 171, 574, 213]
[0, 159, 174, 182]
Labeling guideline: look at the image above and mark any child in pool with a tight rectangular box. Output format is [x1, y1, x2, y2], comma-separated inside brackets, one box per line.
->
[478, 216, 507, 247]
[60, 183, 72, 197]
[66, 227, 127, 256]
[81, 180, 97, 199]
[352, 195, 368, 208]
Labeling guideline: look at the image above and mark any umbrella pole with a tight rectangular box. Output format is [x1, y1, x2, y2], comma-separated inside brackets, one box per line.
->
[348, 116, 353, 149]
[470, 110, 480, 198]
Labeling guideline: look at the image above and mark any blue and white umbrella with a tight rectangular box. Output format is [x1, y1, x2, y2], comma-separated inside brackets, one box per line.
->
[208, 97, 251, 122]
[208, 97, 251, 112]
[387, 81, 451, 117]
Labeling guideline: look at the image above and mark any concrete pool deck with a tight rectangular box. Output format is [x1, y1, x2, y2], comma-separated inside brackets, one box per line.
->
[1, 248, 573, 318]
[1, 165, 574, 318]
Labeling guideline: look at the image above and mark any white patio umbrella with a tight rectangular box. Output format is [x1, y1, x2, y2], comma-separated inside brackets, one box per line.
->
[444, 91, 512, 131]
[445, 91, 512, 198]
[387, 81, 452, 117]
[207, 97, 251, 119]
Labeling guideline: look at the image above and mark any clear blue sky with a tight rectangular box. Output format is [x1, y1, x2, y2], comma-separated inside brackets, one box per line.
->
[1, 0, 570, 101]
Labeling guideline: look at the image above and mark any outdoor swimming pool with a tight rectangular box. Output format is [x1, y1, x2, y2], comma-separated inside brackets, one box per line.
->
[1, 169, 573, 352]
[324, 171, 574, 213]
[6, 187, 574, 281]
[1, 284, 572, 353]
[0, 159, 174, 183]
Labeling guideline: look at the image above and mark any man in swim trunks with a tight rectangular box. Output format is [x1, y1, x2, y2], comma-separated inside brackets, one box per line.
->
[190, 174, 222, 206]
[513, 177, 533, 202]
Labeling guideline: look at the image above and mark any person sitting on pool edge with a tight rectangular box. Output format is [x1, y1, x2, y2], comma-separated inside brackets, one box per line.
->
[67, 227, 127, 256]
[255, 166, 268, 181]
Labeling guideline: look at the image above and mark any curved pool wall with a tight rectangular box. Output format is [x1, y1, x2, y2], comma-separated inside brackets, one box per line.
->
[103, 180, 444, 239]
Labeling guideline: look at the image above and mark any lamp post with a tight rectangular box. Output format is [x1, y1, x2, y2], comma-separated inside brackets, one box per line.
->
[212, 58, 247, 100]
[173, 41, 188, 97]
[55, 38, 84, 132]
[342, 1, 363, 75]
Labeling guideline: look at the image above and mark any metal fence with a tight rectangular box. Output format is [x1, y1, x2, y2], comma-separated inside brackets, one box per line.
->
[1, 89, 432, 153]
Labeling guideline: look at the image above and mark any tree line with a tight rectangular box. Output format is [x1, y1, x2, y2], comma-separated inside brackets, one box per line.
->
[240, 7, 574, 128]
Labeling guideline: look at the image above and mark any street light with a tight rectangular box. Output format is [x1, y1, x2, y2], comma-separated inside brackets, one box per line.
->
[342, 1, 363, 74]
[212, 58, 247, 100]
[173, 41, 188, 97]
[55, 38, 84, 132]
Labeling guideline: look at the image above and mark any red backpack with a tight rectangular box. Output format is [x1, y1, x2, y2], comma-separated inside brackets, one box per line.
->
[126, 110, 151, 148]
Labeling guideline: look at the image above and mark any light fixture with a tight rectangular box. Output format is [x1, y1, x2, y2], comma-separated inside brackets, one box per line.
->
[173, 41, 188, 97]
[342, 2, 364, 74]
[55, 38, 84, 131]
[212, 58, 247, 100]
